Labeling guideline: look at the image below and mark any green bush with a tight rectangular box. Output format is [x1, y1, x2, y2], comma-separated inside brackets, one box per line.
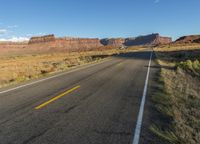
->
[176, 60, 200, 75]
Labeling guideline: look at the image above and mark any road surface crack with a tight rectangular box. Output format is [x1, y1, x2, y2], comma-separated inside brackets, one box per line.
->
[22, 129, 48, 144]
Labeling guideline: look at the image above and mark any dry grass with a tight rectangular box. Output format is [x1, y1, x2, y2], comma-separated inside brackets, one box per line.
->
[155, 43, 200, 52]
[152, 45, 200, 144]
[0, 47, 144, 88]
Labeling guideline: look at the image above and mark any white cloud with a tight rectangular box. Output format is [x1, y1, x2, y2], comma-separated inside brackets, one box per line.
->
[7, 25, 18, 29]
[154, 0, 160, 3]
[0, 36, 29, 42]
[0, 29, 7, 34]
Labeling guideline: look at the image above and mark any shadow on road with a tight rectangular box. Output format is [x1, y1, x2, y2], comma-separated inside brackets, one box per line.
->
[112, 51, 154, 60]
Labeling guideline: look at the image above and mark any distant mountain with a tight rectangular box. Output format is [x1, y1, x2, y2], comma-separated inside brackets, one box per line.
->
[101, 33, 172, 47]
[0, 33, 172, 54]
[175, 35, 200, 44]
[124, 33, 172, 46]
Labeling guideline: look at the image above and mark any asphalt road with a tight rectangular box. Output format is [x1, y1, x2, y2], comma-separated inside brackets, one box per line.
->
[0, 50, 154, 144]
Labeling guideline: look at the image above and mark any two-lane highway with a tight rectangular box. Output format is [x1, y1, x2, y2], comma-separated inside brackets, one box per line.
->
[0, 50, 153, 144]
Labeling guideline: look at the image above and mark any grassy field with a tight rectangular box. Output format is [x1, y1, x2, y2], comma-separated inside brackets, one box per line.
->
[0, 47, 144, 88]
[151, 45, 200, 144]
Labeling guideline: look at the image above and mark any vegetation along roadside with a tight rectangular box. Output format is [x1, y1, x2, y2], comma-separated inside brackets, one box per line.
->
[150, 46, 200, 144]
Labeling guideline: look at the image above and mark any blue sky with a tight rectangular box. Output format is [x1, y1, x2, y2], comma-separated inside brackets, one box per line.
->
[0, 0, 200, 41]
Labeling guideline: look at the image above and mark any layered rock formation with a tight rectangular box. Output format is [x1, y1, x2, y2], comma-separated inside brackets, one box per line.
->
[175, 35, 200, 44]
[125, 33, 172, 46]
[100, 38, 125, 47]
[55, 38, 103, 51]
[28, 35, 103, 51]
[194, 38, 200, 43]
[28, 34, 172, 49]
[100, 34, 172, 47]
[153, 34, 172, 44]
[26, 33, 173, 51]
[28, 34, 56, 44]
[0, 33, 172, 55]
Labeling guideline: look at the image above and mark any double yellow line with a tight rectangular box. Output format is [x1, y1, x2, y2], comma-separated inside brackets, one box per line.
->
[35, 85, 80, 110]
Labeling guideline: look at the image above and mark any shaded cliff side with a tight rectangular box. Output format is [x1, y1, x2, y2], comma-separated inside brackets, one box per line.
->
[125, 33, 172, 46]
[101, 34, 172, 47]
[100, 38, 125, 47]
[175, 35, 200, 44]
[28, 34, 56, 44]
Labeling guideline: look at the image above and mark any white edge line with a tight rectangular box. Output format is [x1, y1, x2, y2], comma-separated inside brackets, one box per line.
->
[0, 58, 111, 94]
[132, 51, 153, 144]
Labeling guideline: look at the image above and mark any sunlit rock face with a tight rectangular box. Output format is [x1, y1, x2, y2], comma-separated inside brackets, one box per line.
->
[28, 35, 103, 51]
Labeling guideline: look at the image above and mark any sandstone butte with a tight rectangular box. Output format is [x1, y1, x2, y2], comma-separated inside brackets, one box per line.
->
[0, 33, 172, 53]
[174, 35, 200, 44]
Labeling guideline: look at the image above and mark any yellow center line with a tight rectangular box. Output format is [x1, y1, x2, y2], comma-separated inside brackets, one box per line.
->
[35, 85, 80, 110]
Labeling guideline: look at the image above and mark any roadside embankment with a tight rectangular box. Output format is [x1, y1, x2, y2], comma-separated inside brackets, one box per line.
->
[150, 46, 200, 144]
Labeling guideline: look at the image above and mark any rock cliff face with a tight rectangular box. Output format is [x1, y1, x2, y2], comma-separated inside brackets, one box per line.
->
[194, 38, 200, 43]
[154, 34, 172, 44]
[28, 34, 56, 44]
[125, 34, 172, 46]
[175, 35, 200, 44]
[100, 38, 125, 47]
[27, 34, 172, 51]
[55, 38, 103, 51]
[28, 35, 103, 51]
[0, 33, 172, 54]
